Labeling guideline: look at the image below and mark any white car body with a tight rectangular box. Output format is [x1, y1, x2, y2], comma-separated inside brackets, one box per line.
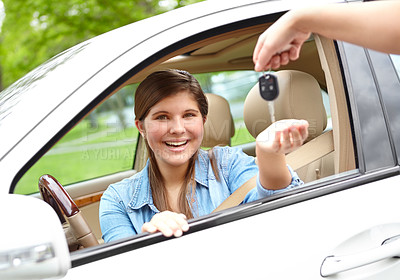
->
[1, 0, 400, 279]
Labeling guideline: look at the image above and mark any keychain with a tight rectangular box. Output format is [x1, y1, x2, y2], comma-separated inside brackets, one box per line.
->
[259, 69, 278, 123]
[258, 69, 279, 101]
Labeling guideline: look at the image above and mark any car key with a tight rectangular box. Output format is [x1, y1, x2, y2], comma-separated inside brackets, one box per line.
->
[259, 71, 278, 123]
[259, 72, 279, 101]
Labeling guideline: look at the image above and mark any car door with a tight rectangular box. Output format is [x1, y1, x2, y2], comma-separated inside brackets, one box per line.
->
[6, 1, 400, 279]
[66, 12, 400, 280]
[66, 42, 400, 279]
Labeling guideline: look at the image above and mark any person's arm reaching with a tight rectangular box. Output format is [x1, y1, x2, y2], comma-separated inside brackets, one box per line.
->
[254, 0, 400, 71]
[256, 119, 308, 190]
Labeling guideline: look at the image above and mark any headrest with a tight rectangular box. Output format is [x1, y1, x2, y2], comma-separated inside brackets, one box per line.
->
[244, 70, 327, 141]
[202, 93, 235, 147]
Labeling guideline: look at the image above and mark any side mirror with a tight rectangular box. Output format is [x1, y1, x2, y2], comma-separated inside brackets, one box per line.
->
[0, 194, 70, 279]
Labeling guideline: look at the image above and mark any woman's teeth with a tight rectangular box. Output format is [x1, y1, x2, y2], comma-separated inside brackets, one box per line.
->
[166, 140, 187, 147]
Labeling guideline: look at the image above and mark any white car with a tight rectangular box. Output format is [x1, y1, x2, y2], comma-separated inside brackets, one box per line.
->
[1, 0, 400, 279]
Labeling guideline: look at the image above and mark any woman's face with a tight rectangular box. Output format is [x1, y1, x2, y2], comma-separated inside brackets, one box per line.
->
[136, 90, 205, 169]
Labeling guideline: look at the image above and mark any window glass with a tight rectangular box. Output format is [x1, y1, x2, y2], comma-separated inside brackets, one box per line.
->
[194, 71, 258, 146]
[14, 85, 139, 195]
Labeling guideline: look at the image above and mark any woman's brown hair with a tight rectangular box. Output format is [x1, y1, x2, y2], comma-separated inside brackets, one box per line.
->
[134, 69, 209, 218]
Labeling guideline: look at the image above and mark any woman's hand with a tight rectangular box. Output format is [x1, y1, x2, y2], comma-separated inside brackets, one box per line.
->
[142, 211, 189, 237]
[255, 119, 308, 189]
[256, 119, 309, 155]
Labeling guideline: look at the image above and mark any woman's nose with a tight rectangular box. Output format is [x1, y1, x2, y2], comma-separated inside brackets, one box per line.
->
[169, 117, 186, 134]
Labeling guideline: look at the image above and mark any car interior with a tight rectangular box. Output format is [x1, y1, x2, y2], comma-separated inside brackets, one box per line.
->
[18, 22, 356, 250]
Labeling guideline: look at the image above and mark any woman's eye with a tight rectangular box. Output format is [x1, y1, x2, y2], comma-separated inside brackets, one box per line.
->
[184, 113, 195, 118]
[156, 115, 168, 120]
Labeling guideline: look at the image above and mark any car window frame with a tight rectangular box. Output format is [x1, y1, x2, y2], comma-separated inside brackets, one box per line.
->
[337, 42, 397, 172]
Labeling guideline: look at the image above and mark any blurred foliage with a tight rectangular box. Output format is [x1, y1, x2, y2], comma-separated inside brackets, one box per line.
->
[0, 0, 204, 90]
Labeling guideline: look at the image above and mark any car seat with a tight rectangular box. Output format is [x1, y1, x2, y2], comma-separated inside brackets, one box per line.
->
[243, 70, 335, 183]
[201, 93, 235, 147]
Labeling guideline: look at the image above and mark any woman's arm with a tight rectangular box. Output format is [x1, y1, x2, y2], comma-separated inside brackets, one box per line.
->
[255, 119, 308, 190]
[99, 188, 137, 242]
[254, 1, 400, 71]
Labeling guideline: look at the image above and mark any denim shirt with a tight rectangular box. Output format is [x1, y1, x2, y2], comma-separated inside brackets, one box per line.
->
[99, 146, 302, 243]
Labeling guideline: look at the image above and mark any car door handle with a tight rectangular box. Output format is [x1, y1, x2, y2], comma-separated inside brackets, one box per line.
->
[320, 234, 400, 277]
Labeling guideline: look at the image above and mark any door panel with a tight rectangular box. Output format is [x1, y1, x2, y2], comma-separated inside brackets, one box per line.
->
[66, 174, 400, 279]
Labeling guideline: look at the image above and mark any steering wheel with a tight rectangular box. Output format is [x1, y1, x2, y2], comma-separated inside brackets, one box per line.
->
[39, 174, 99, 251]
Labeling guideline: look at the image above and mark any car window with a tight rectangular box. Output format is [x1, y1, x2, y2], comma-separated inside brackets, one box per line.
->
[14, 84, 139, 195]
[14, 70, 265, 195]
[14, 69, 332, 195]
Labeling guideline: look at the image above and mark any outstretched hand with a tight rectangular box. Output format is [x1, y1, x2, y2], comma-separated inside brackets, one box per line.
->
[253, 11, 310, 71]
[142, 211, 189, 237]
[256, 119, 309, 154]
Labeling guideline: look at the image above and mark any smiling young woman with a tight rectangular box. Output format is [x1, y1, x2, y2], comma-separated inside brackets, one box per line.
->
[99, 69, 309, 241]
[134, 70, 208, 220]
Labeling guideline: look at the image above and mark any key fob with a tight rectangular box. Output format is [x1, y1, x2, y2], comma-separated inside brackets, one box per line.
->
[259, 73, 279, 101]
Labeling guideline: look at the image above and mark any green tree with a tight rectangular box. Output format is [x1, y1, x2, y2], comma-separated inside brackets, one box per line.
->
[0, 0, 203, 90]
